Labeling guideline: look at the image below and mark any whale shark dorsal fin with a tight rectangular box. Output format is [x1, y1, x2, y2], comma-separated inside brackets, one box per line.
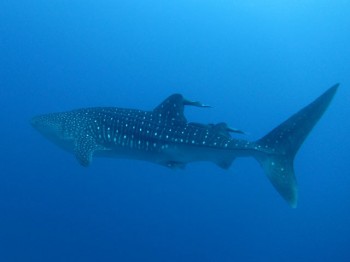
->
[74, 135, 98, 167]
[154, 94, 210, 125]
[153, 94, 188, 124]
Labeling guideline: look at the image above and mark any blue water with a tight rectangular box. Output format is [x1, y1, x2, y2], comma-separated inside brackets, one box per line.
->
[1, 1, 350, 261]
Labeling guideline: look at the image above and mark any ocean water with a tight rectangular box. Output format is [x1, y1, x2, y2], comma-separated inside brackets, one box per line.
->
[1, 1, 350, 261]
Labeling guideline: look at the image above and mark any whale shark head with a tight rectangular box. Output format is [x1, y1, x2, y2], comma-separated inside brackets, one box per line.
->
[31, 114, 63, 137]
[31, 112, 76, 152]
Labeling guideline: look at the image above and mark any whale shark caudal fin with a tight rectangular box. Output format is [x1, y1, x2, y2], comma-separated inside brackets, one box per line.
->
[255, 84, 339, 208]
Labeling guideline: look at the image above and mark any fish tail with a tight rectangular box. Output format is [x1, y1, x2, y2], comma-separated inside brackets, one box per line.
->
[255, 84, 338, 207]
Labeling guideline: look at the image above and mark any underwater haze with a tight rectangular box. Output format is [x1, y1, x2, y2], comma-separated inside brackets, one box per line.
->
[1, 0, 350, 261]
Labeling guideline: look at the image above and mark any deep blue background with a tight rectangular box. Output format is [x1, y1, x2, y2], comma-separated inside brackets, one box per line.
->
[1, 1, 350, 261]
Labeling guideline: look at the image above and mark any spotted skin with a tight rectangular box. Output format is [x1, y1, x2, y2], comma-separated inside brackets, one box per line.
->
[31, 85, 338, 207]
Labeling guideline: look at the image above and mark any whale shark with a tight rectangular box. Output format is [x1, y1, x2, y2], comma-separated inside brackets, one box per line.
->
[31, 84, 338, 207]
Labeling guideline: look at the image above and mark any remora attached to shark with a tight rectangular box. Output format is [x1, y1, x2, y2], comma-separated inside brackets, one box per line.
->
[31, 84, 339, 207]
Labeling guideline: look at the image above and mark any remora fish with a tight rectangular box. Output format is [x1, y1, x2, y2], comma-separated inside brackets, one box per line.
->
[31, 84, 339, 207]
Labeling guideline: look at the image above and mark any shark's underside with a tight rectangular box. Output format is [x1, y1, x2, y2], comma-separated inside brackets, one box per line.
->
[31, 84, 339, 207]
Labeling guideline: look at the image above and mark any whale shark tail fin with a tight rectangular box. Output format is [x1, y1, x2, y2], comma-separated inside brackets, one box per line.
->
[255, 84, 339, 207]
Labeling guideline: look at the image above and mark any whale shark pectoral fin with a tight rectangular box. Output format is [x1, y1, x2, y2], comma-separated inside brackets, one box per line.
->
[74, 135, 98, 167]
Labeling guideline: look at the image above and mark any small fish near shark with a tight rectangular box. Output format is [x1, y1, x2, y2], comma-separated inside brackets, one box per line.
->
[31, 84, 339, 207]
